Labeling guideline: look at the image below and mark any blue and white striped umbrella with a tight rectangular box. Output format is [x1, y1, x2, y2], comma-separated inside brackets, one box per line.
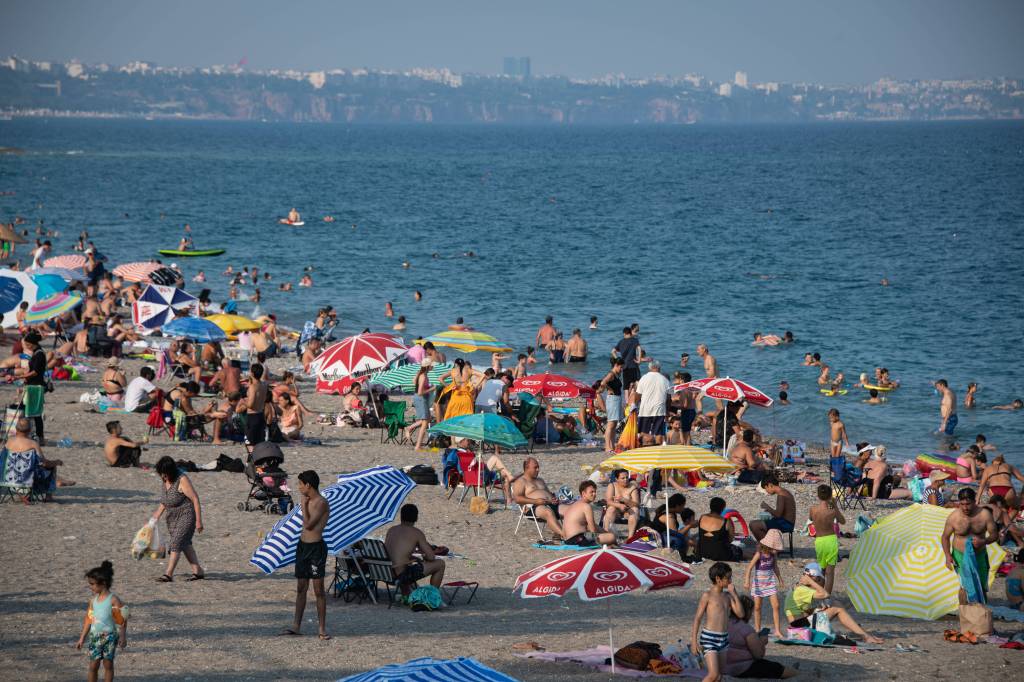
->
[250, 466, 416, 574]
[338, 657, 519, 682]
[163, 316, 227, 342]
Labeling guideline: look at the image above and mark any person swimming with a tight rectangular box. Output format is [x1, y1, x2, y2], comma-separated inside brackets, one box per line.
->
[287, 208, 300, 223]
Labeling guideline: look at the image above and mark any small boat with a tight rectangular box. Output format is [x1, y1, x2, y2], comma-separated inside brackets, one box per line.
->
[157, 249, 226, 257]
[279, 219, 305, 226]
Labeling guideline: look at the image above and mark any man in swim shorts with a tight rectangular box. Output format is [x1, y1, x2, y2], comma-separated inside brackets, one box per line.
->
[935, 379, 958, 436]
[385, 503, 446, 591]
[942, 488, 998, 603]
[809, 484, 844, 595]
[561, 481, 615, 546]
[285, 470, 330, 639]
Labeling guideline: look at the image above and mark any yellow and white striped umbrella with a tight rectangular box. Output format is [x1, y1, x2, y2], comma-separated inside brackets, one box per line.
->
[599, 446, 736, 474]
[847, 503, 1005, 620]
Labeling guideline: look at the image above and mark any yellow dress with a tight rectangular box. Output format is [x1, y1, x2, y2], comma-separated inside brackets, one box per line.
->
[444, 383, 475, 420]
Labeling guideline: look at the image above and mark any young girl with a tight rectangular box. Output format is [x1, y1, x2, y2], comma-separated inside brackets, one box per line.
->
[744, 529, 785, 639]
[76, 560, 128, 682]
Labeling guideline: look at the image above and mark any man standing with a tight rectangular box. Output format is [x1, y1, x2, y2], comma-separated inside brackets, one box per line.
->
[942, 488, 998, 604]
[613, 327, 642, 390]
[385, 503, 446, 590]
[749, 473, 796, 541]
[697, 343, 719, 413]
[512, 457, 564, 540]
[635, 360, 671, 445]
[675, 372, 697, 445]
[245, 363, 269, 447]
[29, 239, 51, 270]
[535, 316, 556, 348]
[934, 379, 958, 437]
[561, 481, 616, 546]
[809, 485, 844, 595]
[284, 471, 330, 639]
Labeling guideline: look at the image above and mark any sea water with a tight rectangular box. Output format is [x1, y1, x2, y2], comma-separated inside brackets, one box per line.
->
[1, 119, 1022, 463]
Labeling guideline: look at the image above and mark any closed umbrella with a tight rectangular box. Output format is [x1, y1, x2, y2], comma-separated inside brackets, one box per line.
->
[674, 376, 773, 457]
[338, 657, 519, 682]
[847, 503, 1005, 620]
[132, 284, 199, 331]
[250, 466, 415, 574]
[163, 317, 227, 343]
[0, 268, 39, 327]
[24, 291, 82, 323]
[417, 330, 512, 353]
[515, 546, 693, 672]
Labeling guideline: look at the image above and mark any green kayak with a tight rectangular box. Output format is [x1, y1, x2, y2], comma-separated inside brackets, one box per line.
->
[157, 249, 226, 257]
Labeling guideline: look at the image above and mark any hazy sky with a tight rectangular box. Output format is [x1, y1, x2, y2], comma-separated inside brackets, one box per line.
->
[2, 1, 1021, 83]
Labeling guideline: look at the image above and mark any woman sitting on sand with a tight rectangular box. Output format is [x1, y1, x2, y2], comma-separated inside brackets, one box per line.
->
[785, 563, 882, 644]
[276, 393, 303, 440]
[101, 358, 127, 403]
[697, 497, 750, 562]
[726, 594, 797, 679]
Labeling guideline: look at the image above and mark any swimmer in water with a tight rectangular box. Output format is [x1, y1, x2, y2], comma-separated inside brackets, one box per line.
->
[299, 274, 313, 287]
[402, 261, 410, 269]
[223, 265, 233, 276]
[392, 315, 406, 331]
[778, 390, 790, 406]
[830, 372, 846, 393]
[779, 381, 789, 392]
[964, 382, 978, 409]
[751, 332, 781, 346]
[816, 365, 831, 386]
[589, 316, 598, 330]
[287, 208, 300, 223]
[279, 282, 293, 292]
[679, 353, 689, 368]
[323, 215, 335, 222]
[880, 277, 890, 286]
[414, 290, 422, 302]
[385, 302, 394, 318]
[993, 399, 1023, 411]
[863, 389, 885, 405]
[783, 331, 795, 343]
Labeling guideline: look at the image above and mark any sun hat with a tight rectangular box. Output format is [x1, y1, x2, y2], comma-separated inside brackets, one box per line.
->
[857, 444, 875, 455]
[761, 529, 784, 552]
[804, 562, 824, 578]
[929, 469, 951, 483]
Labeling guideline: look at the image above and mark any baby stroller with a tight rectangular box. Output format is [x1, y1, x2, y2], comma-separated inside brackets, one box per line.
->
[238, 441, 293, 514]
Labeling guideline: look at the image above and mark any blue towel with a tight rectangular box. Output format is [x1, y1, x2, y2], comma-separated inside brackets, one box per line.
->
[959, 537, 986, 605]
[531, 543, 599, 551]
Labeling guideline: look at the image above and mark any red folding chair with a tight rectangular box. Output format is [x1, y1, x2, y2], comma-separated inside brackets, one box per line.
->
[454, 448, 494, 505]
[146, 390, 174, 439]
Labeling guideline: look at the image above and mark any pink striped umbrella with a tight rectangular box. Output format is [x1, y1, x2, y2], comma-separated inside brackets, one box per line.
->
[43, 254, 86, 270]
[24, 291, 83, 323]
[113, 261, 163, 283]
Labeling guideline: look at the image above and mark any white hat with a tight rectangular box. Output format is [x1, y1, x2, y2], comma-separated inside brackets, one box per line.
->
[857, 444, 875, 454]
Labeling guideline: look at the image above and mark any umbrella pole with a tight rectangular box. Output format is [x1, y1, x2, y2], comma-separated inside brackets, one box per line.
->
[608, 599, 615, 674]
[722, 403, 728, 459]
[665, 482, 670, 549]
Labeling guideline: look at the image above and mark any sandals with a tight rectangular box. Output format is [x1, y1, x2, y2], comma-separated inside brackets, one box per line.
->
[943, 629, 978, 644]
[156, 574, 173, 583]
[186, 573, 205, 581]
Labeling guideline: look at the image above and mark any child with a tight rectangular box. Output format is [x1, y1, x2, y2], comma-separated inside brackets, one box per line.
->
[1007, 548, 1024, 611]
[809, 484, 845, 595]
[691, 562, 743, 682]
[828, 408, 848, 458]
[744, 529, 786, 639]
[76, 560, 128, 682]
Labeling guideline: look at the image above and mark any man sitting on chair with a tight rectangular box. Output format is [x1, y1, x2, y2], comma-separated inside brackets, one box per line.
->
[385, 503, 446, 592]
[562, 481, 616, 546]
[511, 457, 564, 540]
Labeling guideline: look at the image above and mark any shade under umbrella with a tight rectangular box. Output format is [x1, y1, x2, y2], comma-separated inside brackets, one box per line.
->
[674, 376, 773, 456]
[599, 445, 737, 474]
[163, 316, 226, 343]
[43, 254, 86, 270]
[338, 657, 519, 682]
[24, 291, 82, 323]
[312, 333, 410, 379]
[250, 466, 415, 574]
[417, 330, 513, 353]
[429, 413, 527, 449]
[132, 284, 199, 330]
[0, 268, 39, 327]
[368, 362, 454, 393]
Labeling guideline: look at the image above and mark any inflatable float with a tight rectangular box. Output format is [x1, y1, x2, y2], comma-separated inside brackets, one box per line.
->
[723, 509, 750, 539]
[279, 219, 305, 227]
[861, 383, 896, 392]
[157, 249, 226, 257]
[820, 389, 848, 396]
[915, 453, 958, 477]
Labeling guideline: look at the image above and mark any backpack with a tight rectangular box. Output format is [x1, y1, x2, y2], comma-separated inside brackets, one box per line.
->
[216, 454, 245, 473]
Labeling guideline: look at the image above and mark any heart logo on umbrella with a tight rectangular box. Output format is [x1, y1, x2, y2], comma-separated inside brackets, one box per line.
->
[546, 571, 577, 582]
[594, 570, 628, 582]
[644, 567, 673, 578]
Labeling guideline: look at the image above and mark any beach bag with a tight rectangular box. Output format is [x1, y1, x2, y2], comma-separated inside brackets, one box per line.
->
[215, 454, 245, 473]
[854, 515, 875, 536]
[614, 641, 661, 671]
[786, 627, 813, 641]
[959, 603, 993, 636]
[812, 610, 835, 639]
[468, 495, 489, 516]
[408, 585, 442, 612]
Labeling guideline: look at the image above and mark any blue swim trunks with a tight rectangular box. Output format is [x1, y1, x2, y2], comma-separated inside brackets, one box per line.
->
[944, 414, 958, 435]
[765, 517, 795, 533]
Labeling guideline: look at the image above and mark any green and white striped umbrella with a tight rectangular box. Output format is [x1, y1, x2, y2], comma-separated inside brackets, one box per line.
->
[369, 362, 453, 393]
[428, 413, 527, 449]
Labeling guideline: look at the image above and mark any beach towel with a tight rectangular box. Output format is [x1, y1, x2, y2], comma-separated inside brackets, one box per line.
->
[955, 538, 987, 605]
[22, 384, 44, 418]
[516, 646, 704, 678]
[532, 542, 599, 551]
[991, 606, 1024, 623]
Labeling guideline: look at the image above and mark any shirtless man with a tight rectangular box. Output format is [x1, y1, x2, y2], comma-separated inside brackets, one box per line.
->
[385, 503, 446, 590]
[301, 338, 321, 374]
[993, 399, 1024, 410]
[81, 287, 102, 325]
[809, 485, 845, 595]
[103, 421, 143, 468]
[603, 469, 640, 537]
[511, 457, 563, 540]
[751, 332, 781, 346]
[211, 358, 242, 396]
[730, 429, 766, 484]
[696, 344, 719, 412]
[941, 488, 998, 604]
[284, 471, 330, 639]
[935, 379, 958, 437]
[207, 391, 242, 445]
[978, 453, 1024, 511]
[245, 363, 269, 447]
[749, 473, 795, 541]
[674, 373, 698, 445]
[535, 316, 556, 348]
[560, 481, 615, 546]
[287, 207, 301, 224]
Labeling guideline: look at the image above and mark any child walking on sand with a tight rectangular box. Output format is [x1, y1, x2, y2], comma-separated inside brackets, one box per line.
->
[691, 561, 743, 682]
[744, 529, 786, 639]
[76, 560, 128, 682]
[828, 408, 848, 457]
[809, 484, 845, 595]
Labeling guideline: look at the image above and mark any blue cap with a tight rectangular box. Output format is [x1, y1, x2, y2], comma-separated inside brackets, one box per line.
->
[804, 562, 824, 578]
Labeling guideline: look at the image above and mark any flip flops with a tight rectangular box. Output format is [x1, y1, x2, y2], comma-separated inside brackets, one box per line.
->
[943, 629, 978, 644]
[156, 574, 173, 583]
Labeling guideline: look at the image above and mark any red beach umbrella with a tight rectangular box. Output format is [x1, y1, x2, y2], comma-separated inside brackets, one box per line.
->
[512, 372, 596, 400]
[43, 254, 86, 270]
[113, 261, 164, 283]
[312, 333, 409, 394]
[674, 376, 773, 455]
[514, 546, 693, 672]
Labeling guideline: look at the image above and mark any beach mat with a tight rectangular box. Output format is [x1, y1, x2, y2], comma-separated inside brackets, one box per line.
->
[517, 645, 703, 677]
[532, 543, 599, 551]
[775, 638, 884, 650]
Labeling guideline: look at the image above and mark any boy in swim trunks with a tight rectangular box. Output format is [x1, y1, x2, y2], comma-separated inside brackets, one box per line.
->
[809, 484, 844, 595]
[691, 562, 742, 682]
[828, 409, 848, 458]
[284, 470, 331, 640]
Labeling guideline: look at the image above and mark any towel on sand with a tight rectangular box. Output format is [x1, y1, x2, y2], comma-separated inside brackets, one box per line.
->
[516, 646, 703, 678]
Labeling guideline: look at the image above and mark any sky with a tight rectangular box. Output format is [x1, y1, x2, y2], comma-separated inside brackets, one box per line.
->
[1, 1, 1022, 84]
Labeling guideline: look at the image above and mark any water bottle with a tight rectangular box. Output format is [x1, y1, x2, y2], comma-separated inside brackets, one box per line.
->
[57, 437, 73, 448]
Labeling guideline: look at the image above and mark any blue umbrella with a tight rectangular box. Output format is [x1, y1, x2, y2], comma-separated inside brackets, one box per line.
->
[338, 657, 519, 682]
[163, 316, 226, 342]
[31, 266, 81, 282]
[250, 466, 416, 574]
[0, 268, 38, 323]
[31, 273, 69, 298]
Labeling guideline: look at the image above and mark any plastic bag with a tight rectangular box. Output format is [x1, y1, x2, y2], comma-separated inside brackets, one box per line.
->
[131, 519, 154, 559]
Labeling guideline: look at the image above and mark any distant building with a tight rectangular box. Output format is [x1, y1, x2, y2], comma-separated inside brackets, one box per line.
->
[718, 82, 733, 97]
[734, 71, 748, 88]
[503, 56, 531, 79]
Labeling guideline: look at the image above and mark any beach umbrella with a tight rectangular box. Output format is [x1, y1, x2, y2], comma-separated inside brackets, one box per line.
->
[417, 330, 513, 353]
[24, 291, 82, 323]
[30, 273, 68, 298]
[205, 312, 261, 336]
[31, 266, 80, 281]
[429, 413, 527, 449]
[674, 376, 772, 456]
[846, 503, 1006, 620]
[311, 333, 409, 393]
[113, 261, 165, 283]
[368, 362, 454, 393]
[250, 465, 415, 574]
[0, 224, 27, 244]
[512, 372, 596, 400]
[163, 316, 227, 343]
[0, 268, 39, 327]
[131, 283, 199, 330]
[338, 657, 519, 682]
[43, 254, 86, 270]
[514, 546, 693, 672]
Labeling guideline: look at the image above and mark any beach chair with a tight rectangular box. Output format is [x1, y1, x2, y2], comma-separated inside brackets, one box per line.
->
[0, 447, 47, 503]
[85, 324, 117, 358]
[441, 448, 461, 498]
[146, 391, 174, 439]
[356, 538, 407, 608]
[514, 503, 546, 541]
[830, 455, 867, 511]
[453, 449, 495, 506]
[379, 400, 409, 445]
[513, 395, 542, 453]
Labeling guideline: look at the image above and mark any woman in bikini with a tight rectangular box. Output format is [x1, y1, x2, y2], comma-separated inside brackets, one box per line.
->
[102, 359, 128, 404]
[276, 393, 303, 440]
[954, 445, 985, 484]
[546, 333, 567, 364]
[978, 453, 1024, 510]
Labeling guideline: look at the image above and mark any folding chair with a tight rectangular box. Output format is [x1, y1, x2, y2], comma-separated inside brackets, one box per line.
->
[514, 503, 546, 541]
[453, 449, 495, 506]
[830, 455, 867, 511]
[379, 401, 409, 445]
[330, 549, 377, 604]
[0, 447, 48, 504]
[146, 391, 174, 439]
[513, 394, 542, 453]
[357, 537, 407, 608]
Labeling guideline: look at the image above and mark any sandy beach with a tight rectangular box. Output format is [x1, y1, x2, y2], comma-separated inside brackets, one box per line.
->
[1, 356, 1021, 681]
